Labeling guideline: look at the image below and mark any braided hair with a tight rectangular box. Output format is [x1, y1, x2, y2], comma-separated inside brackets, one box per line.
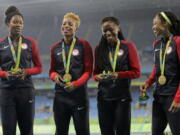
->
[157, 11, 180, 36]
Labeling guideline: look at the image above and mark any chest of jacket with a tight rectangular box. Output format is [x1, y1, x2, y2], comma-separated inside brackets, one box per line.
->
[0, 38, 33, 70]
[100, 43, 130, 73]
[52, 39, 84, 80]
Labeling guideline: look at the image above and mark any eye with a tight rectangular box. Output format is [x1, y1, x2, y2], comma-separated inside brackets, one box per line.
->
[68, 22, 73, 26]
[62, 22, 66, 25]
[103, 27, 113, 33]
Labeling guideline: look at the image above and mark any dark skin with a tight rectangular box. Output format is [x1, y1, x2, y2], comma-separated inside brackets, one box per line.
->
[140, 15, 180, 113]
[6, 15, 27, 80]
[95, 21, 120, 81]
[53, 17, 79, 91]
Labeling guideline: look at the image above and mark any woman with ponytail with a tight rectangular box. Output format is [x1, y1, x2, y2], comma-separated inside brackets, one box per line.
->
[140, 11, 180, 135]
[93, 16, 141, 135]
[0, 5, 42, 135]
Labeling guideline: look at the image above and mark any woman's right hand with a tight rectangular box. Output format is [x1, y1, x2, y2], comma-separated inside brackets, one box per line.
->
[95, 74, 103, 81]
[5, 71, 11, 79]
[140, 83, 149, 96]
[54, 74, 63, 84]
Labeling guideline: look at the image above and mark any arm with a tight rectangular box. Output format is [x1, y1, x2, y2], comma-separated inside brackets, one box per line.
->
[0, 71, 8, 78]
[0, 38, 9, 78]
[93, 46, 101, 81]
[117, 42, 141, 79]
[25, 39, 43, 75]
[173, 37, 180, 103]
[71, 40, 93, 87]
[49, 46, 61, 81]
[145, 65, 156, 86]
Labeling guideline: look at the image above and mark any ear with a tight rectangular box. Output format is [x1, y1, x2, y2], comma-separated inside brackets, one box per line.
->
[6, 23, 10, 27]
[75, 27, 78, 32]
[164, 22, 171, 31]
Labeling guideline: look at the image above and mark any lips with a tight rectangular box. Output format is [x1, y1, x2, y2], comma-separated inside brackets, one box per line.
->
[14, 28, 21, 32]
[63, 29, 69, 33]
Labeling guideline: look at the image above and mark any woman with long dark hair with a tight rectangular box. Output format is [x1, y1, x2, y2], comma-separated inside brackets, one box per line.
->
[140, 11, 180, 135]
[93, 16, 141, 135]
[0, 6, 43, 135]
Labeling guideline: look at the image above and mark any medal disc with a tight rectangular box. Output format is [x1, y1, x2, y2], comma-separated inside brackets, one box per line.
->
[158, 75, 166, 85]
[63, 74, 72, 82]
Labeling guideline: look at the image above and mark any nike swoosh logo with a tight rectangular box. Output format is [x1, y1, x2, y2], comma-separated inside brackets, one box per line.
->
[57, 52, 62, 55]
[3, 46, 9, 49]
[154, 49, 160, 51]
[77, 106, 84, 110]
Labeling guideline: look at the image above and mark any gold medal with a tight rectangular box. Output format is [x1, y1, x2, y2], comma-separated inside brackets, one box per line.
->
[11, 68, 20, 72]
[158, 75, 166, 85]
[63, 74, 72, 82]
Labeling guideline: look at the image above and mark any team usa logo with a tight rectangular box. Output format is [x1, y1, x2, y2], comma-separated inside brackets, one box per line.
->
[118, 49, 124, 56]
[167, 46, 172, 54]
[21, 43, 28, 50]
[72, 49, 79, 56]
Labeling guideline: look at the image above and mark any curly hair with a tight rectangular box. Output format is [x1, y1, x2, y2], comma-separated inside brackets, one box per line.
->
[63, 12, 81, 28]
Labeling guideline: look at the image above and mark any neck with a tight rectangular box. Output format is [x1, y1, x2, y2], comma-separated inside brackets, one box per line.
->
[161, 31, 172, 42]
[162, 29, 171, 38]
[108, 39, 118, 47]
[9, 33, 20, 43]
[64, 36, 74, 45]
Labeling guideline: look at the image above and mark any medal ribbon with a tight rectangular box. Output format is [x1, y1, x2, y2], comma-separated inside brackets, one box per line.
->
[108, 40, 120, 72]
[8, 36, 22, 72]
[159, 37, 172, 76]
[62, 38, 76, 74]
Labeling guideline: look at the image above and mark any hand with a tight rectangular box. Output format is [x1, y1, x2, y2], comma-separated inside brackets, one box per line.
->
[18, 69, 27, 80]
[140, 83, 149, 97]
[6, 71, 11, 79]
[64, 82, 77, 91]
[7, 71, 20, 78]
[54, 74, 63, 84]
[110, 72, 118, 80]
[169, 101, 180, 113]
[95, 74, 104, 81]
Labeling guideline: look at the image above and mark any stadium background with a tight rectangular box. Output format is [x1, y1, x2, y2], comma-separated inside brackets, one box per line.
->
[0, 0, 180, 134]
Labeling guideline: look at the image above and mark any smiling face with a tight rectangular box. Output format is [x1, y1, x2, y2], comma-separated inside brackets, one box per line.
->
[101, 21, 119, 44]
[7, 15, 24, 37]
[152, 15, 169, 37]
[61, 17, 78, 39]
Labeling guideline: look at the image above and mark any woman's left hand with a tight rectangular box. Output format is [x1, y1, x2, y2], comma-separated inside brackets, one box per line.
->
[64, 82, 77, 91]
[169, 101, 180, 113]
[110, 72, 118, 79]
[18, 69, 27, 80]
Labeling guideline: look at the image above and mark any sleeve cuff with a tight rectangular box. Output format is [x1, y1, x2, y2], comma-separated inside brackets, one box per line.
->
[71, 81, 79, 88]
[50, 72, 58, 81]
[173, 97, 180, 103]
[1, 71, 8, 78]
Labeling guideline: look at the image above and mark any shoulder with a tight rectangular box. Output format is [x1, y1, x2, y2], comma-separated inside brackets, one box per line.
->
[121, 40, 136, 49]
[77, 37, 92, 49]
[173, 36, 180, 50]
[23, 36, 36, 43]
[152, 39, 161, 48]
[50, 40, 62, 50]
[77, 37, 90, 45]
[173, 36, 180, 44]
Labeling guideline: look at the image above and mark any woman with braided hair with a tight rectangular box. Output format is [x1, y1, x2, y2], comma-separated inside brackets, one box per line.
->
[93, 16, 141, 135]
[140, 11, 180, 135]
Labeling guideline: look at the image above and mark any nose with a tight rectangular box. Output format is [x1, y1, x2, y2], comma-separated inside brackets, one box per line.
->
[152, 24, 156, 31]
[15, 23, 22, 28]
[105, 30, 111, 36]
